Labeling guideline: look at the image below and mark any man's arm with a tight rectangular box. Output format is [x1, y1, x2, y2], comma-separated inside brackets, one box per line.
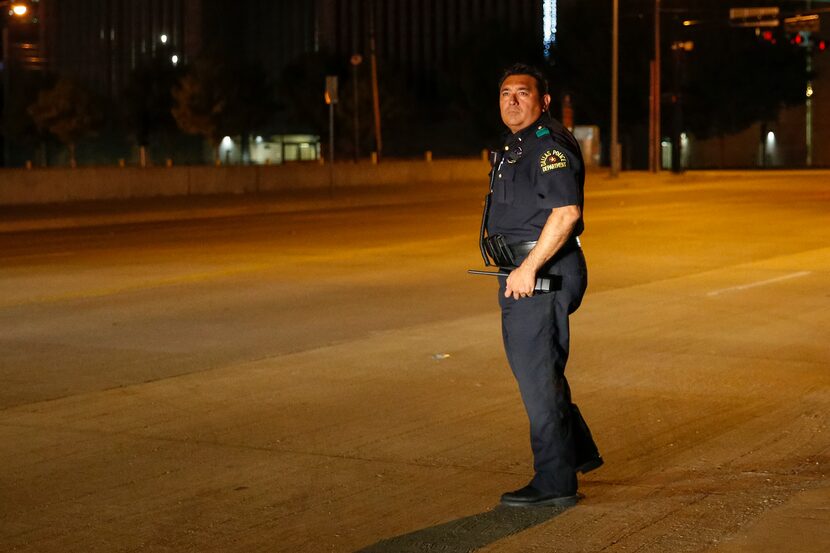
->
[504, 204, 581, 300]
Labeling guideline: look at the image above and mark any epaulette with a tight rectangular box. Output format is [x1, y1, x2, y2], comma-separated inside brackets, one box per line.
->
[540, 119, 582, 161]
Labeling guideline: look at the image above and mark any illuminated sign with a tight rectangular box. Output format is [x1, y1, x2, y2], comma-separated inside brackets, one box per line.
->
[543, 0, 557, 57]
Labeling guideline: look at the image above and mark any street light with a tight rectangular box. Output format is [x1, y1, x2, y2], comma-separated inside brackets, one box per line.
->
[2, 0, 31, 167]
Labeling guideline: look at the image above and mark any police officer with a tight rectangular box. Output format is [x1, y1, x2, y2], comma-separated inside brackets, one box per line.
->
[482, 64, 601, 507]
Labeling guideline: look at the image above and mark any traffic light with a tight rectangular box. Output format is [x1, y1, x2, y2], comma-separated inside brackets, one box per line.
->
[783, 30, 827, 52]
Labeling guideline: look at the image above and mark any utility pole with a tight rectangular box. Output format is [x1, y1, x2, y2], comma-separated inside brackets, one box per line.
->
[806, 42, 814, 166]
[806, 0, 813, 167]
[368, 3, 382, 162]
[325, 75, 338, 165]
[2, 26, 10, 167]
[325, 75, 338, 193]
[610, 0, 621, 177]
[350, 54, 362, 162]
[650, 0, 661, 172]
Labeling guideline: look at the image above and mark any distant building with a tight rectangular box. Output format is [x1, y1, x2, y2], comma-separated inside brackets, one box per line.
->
[683, 16, 830, 169]
[4, 1, 560, 164]
[28, 0, 315, 99]
[314, 0, 543, 90]
[13, 0, 552, 102]
[38, 0, 193, 98]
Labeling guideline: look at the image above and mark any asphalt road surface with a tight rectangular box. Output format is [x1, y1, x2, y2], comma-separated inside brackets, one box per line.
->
[1, 171, 828, 552]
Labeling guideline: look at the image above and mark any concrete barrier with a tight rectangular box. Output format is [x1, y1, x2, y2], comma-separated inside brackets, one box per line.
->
[0, 159, 490, 206]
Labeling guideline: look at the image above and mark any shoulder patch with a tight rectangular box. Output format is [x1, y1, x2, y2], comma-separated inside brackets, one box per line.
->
[539, 149, 568, 173]
[535, 127, 551, 138]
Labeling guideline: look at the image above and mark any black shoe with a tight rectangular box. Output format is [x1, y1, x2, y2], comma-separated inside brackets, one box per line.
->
[500, 485, 579, 508]
[575, 455, 604, 474]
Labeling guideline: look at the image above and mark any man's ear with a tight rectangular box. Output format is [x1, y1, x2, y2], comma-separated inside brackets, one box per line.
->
[542, 94, 552, 113]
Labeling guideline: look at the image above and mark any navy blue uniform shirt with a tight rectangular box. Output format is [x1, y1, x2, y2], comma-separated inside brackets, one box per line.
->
[487, 115, 585, 243]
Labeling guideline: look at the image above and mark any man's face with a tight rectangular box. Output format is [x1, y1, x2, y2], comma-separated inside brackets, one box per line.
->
[499, 74, 551, 134]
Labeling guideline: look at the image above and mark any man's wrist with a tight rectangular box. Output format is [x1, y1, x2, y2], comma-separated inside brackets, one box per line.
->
[521, 251, 544, 273]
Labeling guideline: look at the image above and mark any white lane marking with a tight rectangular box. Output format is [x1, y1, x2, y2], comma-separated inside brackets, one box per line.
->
[707, 271, 812, 297]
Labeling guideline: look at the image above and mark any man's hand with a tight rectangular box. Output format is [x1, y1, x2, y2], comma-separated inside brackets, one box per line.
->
[503, 205, 582, 301]
[505, 263, 537, 300]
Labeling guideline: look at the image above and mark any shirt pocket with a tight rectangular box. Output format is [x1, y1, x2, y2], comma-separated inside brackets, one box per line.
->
[493, 164, 515, 204]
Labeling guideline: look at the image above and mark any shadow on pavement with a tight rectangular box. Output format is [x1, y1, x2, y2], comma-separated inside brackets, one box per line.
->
[356, 504, 571, 553]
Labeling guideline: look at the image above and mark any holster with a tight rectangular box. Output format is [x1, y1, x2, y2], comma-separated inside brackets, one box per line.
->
[483, 234, 517, 268]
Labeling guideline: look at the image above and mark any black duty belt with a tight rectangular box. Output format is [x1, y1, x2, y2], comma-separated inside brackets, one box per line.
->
[508, 241, 536, 259]
[510, 237, 581, 259]
[484, 235, 581, 268]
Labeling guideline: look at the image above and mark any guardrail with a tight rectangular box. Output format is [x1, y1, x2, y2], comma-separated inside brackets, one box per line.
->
[0, 158, 490, 206]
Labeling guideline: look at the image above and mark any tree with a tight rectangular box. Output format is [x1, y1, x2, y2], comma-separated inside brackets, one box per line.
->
[220, 63, 276, 162]
[277, 52, 344, 152]
[277, 51, 424, 158]
[28, 78, 100, 167]
[6, 70, 56, 166]
[171, 63, 225, 161]
[122, 56, 184, 164]
[172, 58, 275, 163]
[680, 26, 808, 139]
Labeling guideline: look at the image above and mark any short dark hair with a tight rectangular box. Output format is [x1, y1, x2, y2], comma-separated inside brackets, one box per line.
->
[498, 63, 549, 97]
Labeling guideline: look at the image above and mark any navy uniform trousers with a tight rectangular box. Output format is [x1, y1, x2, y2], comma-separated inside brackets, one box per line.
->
[498, 248, 594, 495]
